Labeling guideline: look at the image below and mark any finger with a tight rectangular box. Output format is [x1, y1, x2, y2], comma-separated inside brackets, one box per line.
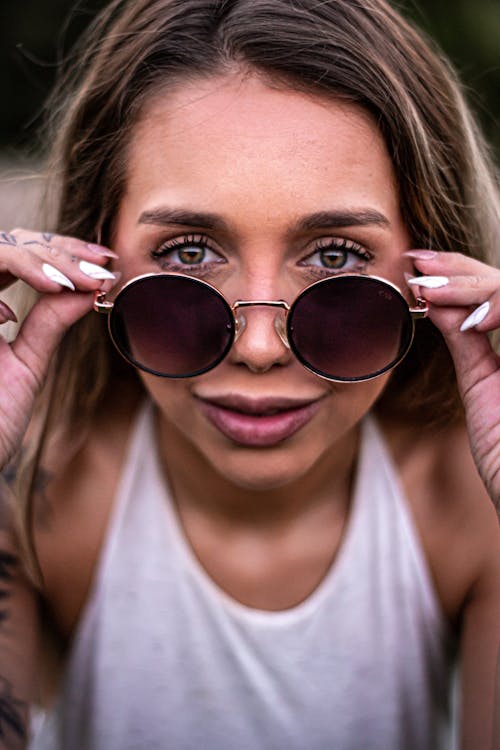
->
[406, 274, 499, 310]
[404, 249, 500, 278]
[0, 301, 17, 325]
[10, 291, 96, 390]
[11, 229, 119, 275]
[460, 289, 500, 334]
[0, 229, 117, 289]
[6, 229, 118, 261]
[0, 244, 118, 295]
[427, 303, 499, 393]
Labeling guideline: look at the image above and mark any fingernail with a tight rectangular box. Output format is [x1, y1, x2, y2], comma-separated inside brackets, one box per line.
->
[79, 260, 117, 280]
[407, 275, 449, 289]
[403, 250, 438, 260]
[86, 244, 119, 259]
[0, 300, 18, 324]
[460, 301, 490, 332]
[42, 263, 75, 291]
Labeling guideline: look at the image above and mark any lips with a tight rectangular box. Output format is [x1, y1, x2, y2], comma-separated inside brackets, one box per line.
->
[194, 393, 324, 447]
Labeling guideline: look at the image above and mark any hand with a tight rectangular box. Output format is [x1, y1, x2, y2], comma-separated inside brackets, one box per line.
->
[405, 250, 500, 511]
[0, 230, 119, 469]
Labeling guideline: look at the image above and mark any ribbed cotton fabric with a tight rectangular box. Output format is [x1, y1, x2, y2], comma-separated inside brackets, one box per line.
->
[32, 401, 456, 750]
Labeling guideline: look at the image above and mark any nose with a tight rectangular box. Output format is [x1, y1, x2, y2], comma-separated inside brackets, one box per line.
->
[229, 302, 292, 374]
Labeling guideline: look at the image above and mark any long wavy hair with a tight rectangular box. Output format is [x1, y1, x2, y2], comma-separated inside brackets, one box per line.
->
[14, 0, 499, 583]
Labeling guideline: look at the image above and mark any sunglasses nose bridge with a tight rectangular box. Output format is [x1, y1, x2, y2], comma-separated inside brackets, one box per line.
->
[232, 300, 290, 349]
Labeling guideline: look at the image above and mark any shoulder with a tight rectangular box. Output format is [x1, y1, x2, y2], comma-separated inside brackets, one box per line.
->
[33, 387, 144, 641]
[381, 417, 500, 626]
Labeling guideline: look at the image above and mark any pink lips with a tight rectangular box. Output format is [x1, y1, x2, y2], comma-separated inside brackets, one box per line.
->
[195, 394, 324, 447]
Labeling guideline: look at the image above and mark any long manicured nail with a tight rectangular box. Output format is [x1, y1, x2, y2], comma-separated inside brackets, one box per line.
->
[460, 301, 490, 332]
[0, 300, 18, 324]
[42, 263, 75, 291]
[79, 260, 116, 280]
[407, 275, 448, 289]
[403, 250, 438, 260]
[86, 244, 119, 259]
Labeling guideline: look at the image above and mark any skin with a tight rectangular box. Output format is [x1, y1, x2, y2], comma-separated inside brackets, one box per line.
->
[0, 73, 499, 748]
[114, 75, 412, 499]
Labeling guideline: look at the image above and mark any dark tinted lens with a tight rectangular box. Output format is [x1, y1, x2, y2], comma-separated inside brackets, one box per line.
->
[288, 276, 413, 381]
[109, 275, 234, 377]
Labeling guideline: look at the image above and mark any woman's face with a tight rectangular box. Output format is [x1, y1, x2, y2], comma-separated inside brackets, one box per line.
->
[113, 74, 413, 490]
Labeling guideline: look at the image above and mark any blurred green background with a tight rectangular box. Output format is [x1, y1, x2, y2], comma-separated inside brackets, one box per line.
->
[0, 0, 498, 156]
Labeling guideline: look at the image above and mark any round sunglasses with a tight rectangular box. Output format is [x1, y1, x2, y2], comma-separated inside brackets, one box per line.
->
[94, 273, 428, 382]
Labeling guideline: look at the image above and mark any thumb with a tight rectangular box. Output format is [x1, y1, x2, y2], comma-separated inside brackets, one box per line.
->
[11, 291, 95, 389]
[428, 306, 499, 399]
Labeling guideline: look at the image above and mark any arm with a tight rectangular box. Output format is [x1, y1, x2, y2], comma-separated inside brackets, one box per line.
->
[405, 250, 500, 510]
[0, 479, 40, 750]
[460, 530, 500, 750]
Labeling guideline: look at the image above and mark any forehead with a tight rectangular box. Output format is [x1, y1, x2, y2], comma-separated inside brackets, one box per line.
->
[124, 74, 399, 220]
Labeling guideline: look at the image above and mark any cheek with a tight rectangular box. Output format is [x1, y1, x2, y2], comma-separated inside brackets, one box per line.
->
[139, 374, 195, 426]
[321, 376, 390, 426]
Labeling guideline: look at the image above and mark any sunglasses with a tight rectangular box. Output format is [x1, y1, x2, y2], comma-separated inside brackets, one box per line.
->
[94, 273, 428, 382]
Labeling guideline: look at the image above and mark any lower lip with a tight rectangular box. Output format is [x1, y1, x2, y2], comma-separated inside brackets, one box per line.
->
[196, 399, 322, 447]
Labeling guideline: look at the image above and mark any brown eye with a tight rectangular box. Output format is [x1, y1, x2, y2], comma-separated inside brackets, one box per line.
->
[320, 248, 347, 268]
[178, 247, 206, 264]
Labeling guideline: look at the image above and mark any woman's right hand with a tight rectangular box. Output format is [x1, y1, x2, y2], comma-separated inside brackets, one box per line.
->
[0, 229, 119, 469]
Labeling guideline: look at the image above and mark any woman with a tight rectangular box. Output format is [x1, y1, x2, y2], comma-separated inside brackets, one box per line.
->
[0, 0, 498, 748]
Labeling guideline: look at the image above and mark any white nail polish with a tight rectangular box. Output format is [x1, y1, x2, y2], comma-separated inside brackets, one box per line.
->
[407, 275, 449, 289]
[460, 301, 490, 332]
[79, 260, 116, 280]
[42, 263, 75, 291]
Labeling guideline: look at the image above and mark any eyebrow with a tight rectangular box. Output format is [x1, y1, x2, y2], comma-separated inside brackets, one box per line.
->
[138, 208, 228, 232]
[137, 207, 390, 232]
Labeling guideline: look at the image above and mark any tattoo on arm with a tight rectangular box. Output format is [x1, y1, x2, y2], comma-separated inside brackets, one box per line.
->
[0, 677, 27, 743]
[0, 553, 17, 629]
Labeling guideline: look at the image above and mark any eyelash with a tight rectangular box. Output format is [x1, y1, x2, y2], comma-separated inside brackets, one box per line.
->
[151, 234, 374, 276]
[299, 237, 373, 278]
[151, 234, 224, 275]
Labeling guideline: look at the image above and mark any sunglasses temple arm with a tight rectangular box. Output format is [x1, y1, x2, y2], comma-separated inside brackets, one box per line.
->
[94, 290, 114, 314]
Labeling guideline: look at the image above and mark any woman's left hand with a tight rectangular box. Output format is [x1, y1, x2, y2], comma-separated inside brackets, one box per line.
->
[405, 250, 500, 512]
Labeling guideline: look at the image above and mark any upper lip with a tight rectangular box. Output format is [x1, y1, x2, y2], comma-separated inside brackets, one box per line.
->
[194, 393, 325, 415]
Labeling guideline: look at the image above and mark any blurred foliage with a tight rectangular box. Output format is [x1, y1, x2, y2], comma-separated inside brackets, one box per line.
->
[0, 0, 498, 156]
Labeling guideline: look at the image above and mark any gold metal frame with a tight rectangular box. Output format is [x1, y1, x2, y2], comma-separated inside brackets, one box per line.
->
[94, 272, 428, 381]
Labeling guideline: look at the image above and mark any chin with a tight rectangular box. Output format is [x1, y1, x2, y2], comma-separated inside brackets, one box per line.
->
[207, 444, 323, 491]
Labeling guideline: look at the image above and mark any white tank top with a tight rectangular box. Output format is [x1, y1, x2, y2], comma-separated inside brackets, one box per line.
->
[32, 401, 456, 749]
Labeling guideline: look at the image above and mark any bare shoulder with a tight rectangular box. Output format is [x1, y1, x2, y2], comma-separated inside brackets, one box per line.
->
[33, 387, 143, 641]
[382, 418, 500, 626]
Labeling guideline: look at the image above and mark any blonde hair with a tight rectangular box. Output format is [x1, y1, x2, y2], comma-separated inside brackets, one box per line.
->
[13, 0, 499, 583]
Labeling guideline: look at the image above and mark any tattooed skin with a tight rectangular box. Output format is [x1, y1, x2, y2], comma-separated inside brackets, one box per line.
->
[0, 553, 17, 628]
[0, 234, 17, 247]
[0, 677, 27, 744]
[0, 230, 57, 250]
